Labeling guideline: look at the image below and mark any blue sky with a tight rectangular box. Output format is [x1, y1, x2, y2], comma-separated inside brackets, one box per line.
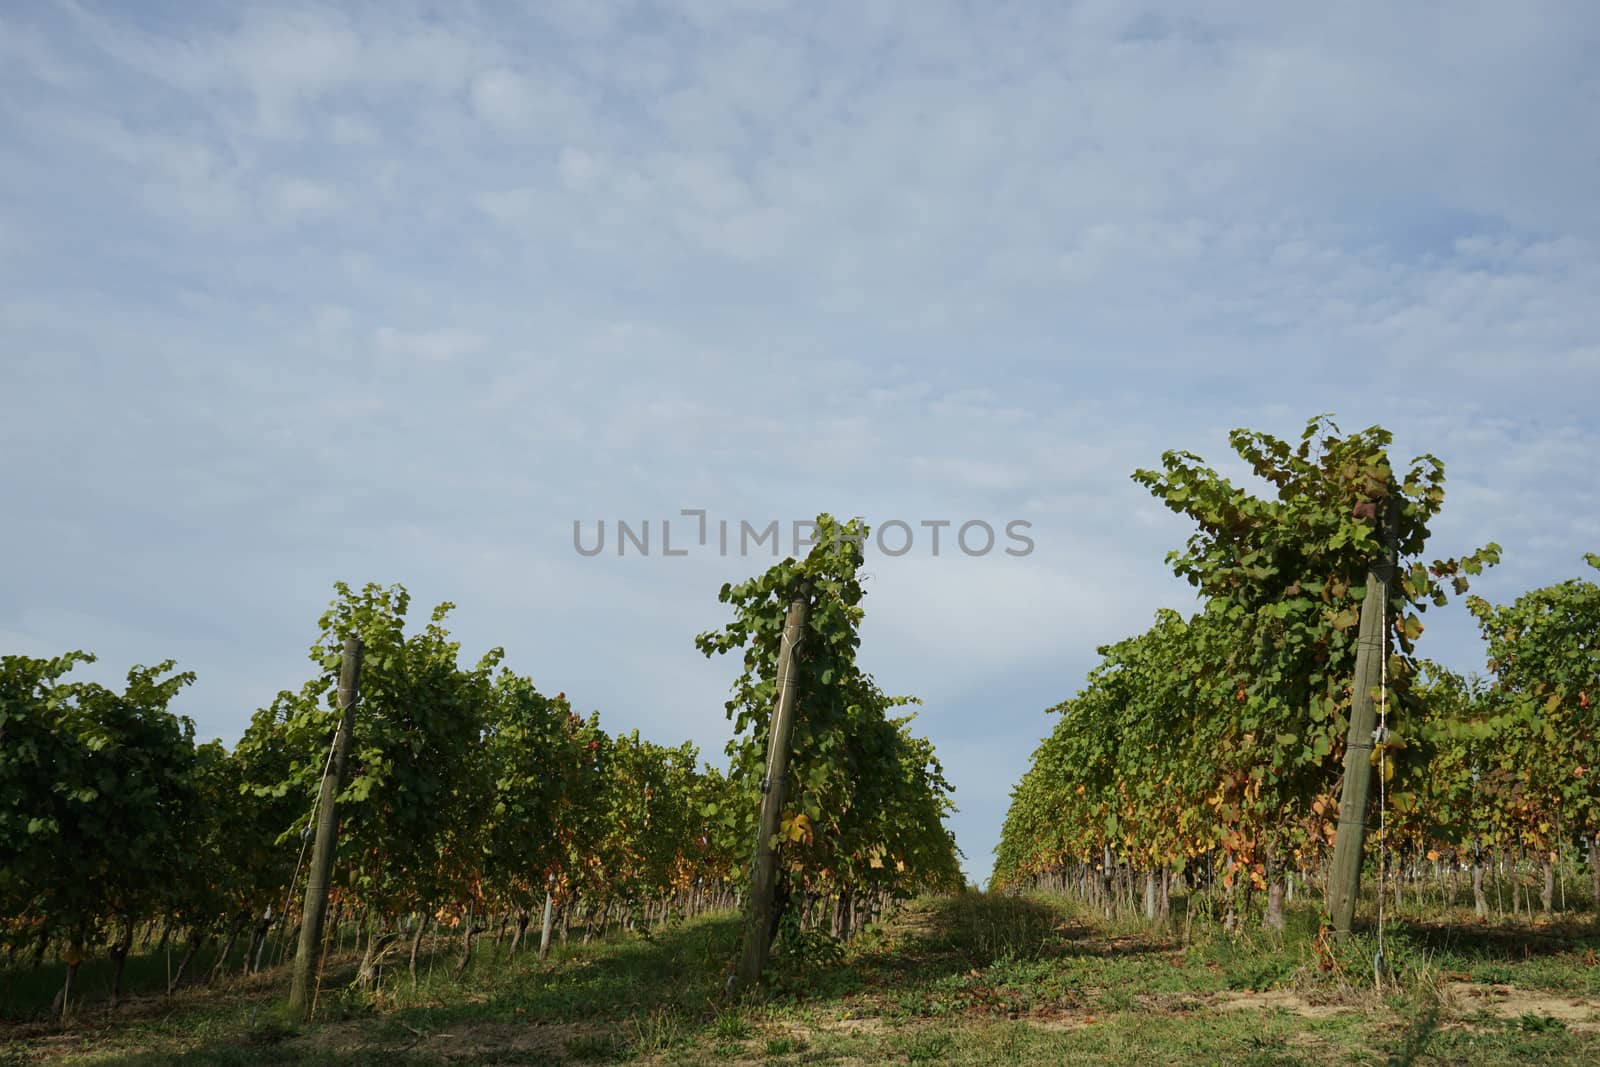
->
[2, 1, 1597, 883]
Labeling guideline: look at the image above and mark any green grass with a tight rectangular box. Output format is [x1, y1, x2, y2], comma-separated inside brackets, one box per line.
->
[4, 894, 1599, 1064]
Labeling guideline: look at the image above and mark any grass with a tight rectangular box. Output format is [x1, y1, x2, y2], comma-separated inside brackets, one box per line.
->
[3, 893, 1599, 1064]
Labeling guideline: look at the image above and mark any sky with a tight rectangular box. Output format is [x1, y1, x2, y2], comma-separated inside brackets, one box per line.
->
[2, 0, 1598, 884]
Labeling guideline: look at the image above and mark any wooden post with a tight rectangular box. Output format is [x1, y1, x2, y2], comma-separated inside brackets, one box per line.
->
[538, 877, 556, 962]
[289, 636, 363, 1018]
[1328, 502, 1396, 937]
[730, 585, 811, 996]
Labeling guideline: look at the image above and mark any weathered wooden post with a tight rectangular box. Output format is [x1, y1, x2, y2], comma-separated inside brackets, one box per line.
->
[289, 636, 362, 1018]
[538, 874, 556, 962]
[1328, 503, 1396, 937]
[730, 585, 811, 996]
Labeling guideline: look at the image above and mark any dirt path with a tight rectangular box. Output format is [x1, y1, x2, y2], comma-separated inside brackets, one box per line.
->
[1443, 981, 1600, 1031]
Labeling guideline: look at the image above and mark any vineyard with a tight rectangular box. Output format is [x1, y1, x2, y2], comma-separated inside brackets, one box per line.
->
[1, 520, 959, 1026]
[992, 417, 1599, 931]
[3, 419, 1600, 1066]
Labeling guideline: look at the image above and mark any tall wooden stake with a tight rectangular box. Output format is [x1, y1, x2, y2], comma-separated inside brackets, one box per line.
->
[289, 636, 363, 1018]
[538, 877, 556, 962]
[730, 585, 811, 996]
[1328, 503, 1396, 937]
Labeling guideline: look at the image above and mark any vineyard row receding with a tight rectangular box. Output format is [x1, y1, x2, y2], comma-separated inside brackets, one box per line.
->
[995, 417, 1600, 935]
[1, 514, 962, 1020]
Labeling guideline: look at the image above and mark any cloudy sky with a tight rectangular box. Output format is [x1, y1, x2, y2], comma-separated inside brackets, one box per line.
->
[3, 0, 1597, 882]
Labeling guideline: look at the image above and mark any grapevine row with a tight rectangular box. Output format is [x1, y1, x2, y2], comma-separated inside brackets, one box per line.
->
[1, 514, 962, 1014]
[992, 417, 1599, 930]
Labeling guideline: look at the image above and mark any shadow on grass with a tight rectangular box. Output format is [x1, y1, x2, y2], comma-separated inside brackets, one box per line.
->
[0, 936, 278, 1023]
[789, 892, 1106, 1004]
[1387, 998, 1444, 1067]
[35, 898, 1080, 1065]
[861, 892, 1093, 967]
[1394, 916, 1600, 961]
[47, 915, 745, 1066]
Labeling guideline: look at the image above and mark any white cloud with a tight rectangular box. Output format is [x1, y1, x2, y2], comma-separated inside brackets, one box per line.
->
[0, 217, 24, 261]
[326, 112, 382, 146]
[469, 67, 591, 137]
[0, 18, 83, 86]
[469, 68, 534, 129]
[11, 107, 247, 225]
[475, 187, 544, 225]
[557, 147, 605, 191]
[373, 326, 487, 362]
[536, 0, 634, 40]
[227, 10, 364, 133]
[53, 3, 498, 140]
[266, 176, 340, 224]
[312, 304, 354, 339]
